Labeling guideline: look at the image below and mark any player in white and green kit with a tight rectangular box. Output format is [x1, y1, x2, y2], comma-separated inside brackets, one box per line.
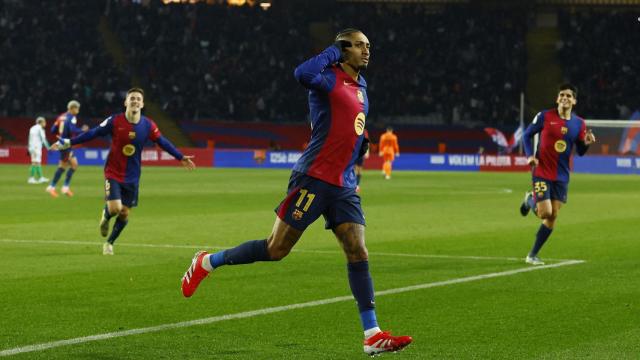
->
[27, 117, 50, 184]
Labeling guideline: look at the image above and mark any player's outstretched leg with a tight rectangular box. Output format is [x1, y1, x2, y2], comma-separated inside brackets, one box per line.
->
[100, 205, 113, 237]
[61, 169, 75, 196]
[519, 191, 534, 216]
[103, 206, 129, 255]
[181, 218, 301, 297]
[46, 167, 65, 197]
[334, 223, 412, 355]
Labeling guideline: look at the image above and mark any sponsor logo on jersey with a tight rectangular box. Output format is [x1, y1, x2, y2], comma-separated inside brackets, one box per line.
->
[354, 112, 366, 135]
[128, 131, 136, 139]
[122, 144, 136, 156]
[357, 89, 364, 103]
[554, 140, 567, 153]
[561, 126, 568, 134]
[292, 209, 304, 221]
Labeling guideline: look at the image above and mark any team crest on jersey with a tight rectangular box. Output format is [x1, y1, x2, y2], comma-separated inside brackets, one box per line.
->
[292, 209, 304, 221]
[554, 140, 567, 153]
[561, 127, 568, 134]
[354, 112, 366, 135]
[357, 90, 364, 103]
[122, 144, 136, 156]
[128, 131, 136, 139]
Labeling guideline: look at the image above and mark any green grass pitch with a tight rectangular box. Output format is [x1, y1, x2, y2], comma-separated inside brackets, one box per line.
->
[0, 164, 638, 359]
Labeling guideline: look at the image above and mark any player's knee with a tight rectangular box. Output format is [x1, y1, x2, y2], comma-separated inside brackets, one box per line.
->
[119, 208, 129, 220]
[345, 246, 368, 262]
[267, 246, 290, 261]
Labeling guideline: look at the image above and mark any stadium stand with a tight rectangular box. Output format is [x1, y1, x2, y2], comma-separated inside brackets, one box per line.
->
[557, 9, 640, 119]
[0, 0, 130, 118]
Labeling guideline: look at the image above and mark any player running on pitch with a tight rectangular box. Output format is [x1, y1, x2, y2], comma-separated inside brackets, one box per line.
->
[46, 100, 88, 197]
[180, 29, 412, 356]
[379, 127, 399, 180]
[52, 88, 195, 255]
[519, 83, 596, 265]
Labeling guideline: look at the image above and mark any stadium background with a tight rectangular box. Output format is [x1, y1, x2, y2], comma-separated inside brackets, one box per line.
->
[0, 0, 639, 174]
[1, 1, 640, 359]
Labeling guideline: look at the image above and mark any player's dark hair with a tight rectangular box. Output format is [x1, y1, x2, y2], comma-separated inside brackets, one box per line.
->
[335, 28, 362, 41]
[386, 126, 393, 131]
[127, 87, 145, 98]
[558, 83, 577, 98]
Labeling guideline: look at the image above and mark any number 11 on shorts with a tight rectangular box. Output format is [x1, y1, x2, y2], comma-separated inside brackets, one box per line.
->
[295, 189, 316, 212]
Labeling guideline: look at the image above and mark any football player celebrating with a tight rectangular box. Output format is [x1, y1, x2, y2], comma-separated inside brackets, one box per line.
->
[519, 83, 596, 265]
[180, 29, 411, 356]
[52, 88, 195, 255]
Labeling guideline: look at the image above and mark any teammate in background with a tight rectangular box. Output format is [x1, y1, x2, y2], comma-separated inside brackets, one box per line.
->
[519, 83, 596, 265]
[180, 29, 412, 356]
[27, 117, 50, 184]
[379, 126, 399, 180]
[354, 129, 369, 192]
[52, 88, 195, 255]
[46, 100, 89, 197]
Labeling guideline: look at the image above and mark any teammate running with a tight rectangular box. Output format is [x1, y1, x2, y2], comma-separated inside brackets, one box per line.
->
[519, 83, 596, 265]
[52, 88, 195, 255]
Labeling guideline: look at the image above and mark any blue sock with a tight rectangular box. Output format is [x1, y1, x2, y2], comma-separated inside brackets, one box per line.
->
[347, 261, 379, 331]
[103, 205, 112, 220]
[64, 168, 75, 186]
[209, 251, 227, 269]
[108, 218, 128, 244]
[529, 224, 552, 257]
[50, 168, 64, 186]
[222, 239, 271, 265]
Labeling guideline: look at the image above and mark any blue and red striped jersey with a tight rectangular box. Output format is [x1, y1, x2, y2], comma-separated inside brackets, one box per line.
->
[293, 45, 368, 188]
[51, 112, 82, 138]
[69, 113, 183, 183]
[523, 108, 589, 182]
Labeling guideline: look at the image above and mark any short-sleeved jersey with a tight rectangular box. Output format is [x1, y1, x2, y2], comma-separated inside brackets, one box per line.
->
[293, 45, 368, 188]
[379, 131, 399, 155]
[523, 109, 587, 182]
[78, 114, 162, 184]
[28, 125, 47, 150]
[52, 112, 81, 139]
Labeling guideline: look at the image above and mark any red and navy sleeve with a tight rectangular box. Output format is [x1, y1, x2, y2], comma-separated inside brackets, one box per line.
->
[523, 111, 545, 157]
[575, 117, 590, 156]
[149, 120, 183, 160]
[293, 45, 341, 92]
[70, 116, 113, 145]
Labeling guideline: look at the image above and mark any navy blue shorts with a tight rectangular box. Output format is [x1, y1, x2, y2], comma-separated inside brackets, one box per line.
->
[532, 176, 568, 204]
[275, 171, 365, 231]
[105, 178, 139, 208]
[60, 149, 74, 162]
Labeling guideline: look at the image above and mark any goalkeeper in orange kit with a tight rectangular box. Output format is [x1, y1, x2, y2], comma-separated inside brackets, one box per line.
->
[378, 126, 399, 179]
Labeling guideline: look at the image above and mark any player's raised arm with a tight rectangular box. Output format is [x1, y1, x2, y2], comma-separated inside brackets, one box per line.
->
[293, 43, 343, 92]
[575, 121, 595, 156]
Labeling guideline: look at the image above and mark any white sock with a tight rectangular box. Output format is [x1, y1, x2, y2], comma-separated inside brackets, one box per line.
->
[364, 327, 381, 339]
[201, 254, 213, 272]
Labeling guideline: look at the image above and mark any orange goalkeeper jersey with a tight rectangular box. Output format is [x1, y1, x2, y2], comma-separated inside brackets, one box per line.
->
[379, 132, 399, 155]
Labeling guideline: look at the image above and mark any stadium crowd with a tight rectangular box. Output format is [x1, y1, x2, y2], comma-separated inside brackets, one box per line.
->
[0, 1, 636, 124]
[108, 2, 528, 125]
[557, 10, 639, 119]
[0, 0, 130, 118]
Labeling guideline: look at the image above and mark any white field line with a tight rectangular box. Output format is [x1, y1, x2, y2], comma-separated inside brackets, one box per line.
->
[0, 259, 585, 357]
[0, 239, 579, 262]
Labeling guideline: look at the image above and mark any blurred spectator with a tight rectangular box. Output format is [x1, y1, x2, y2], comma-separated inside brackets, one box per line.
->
[0, 0, 130, 118]
[558, 10, 640, 119]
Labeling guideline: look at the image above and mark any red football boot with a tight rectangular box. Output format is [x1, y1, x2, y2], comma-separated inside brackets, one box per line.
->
[181, 251, 210, 298]
[363, 330, 412, 356]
